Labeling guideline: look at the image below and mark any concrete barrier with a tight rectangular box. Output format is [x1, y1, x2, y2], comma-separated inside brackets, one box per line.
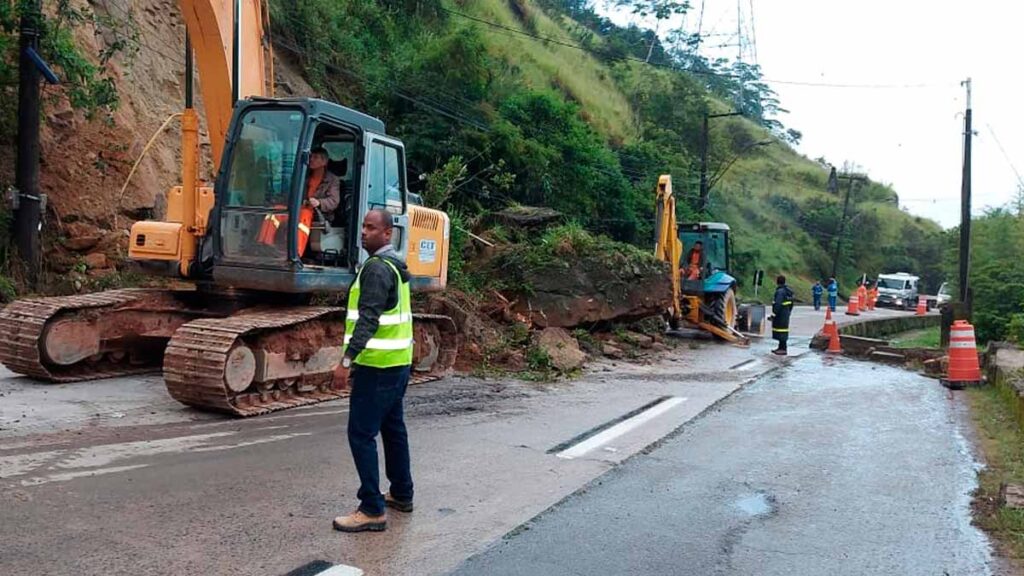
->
[837, 314, 941, 339]
[985, 342, 1024, 431]
[808, 314, 946, 377]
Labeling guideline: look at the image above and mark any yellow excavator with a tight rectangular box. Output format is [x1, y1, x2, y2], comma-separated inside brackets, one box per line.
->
[0, 0, 457, 416]
[654, 175, 765, 343]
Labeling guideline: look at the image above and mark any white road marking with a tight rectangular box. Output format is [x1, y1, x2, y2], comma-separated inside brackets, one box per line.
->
[316, 565, 364, 576]
[20, 464, 150, 487]
[54, 432, 237, 469]
[556, 397, 688, 460]
[259, 408, 350, 422]
[0, 450, 62, 478]
[192, 433, 313, 452]
[2, 428, 318, 486]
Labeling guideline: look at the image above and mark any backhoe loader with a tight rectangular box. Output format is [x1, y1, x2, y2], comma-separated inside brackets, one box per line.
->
[0, 0, 457, 416]
[654, 175, 765, 343]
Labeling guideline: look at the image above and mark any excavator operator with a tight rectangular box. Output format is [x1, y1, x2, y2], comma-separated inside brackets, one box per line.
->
[685, 241, 704, 281]
[306, 146, 341, 221]
[256, 147, 341, 257]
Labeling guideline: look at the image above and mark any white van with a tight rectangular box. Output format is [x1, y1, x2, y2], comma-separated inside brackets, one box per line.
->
[875, 272, 920, 310]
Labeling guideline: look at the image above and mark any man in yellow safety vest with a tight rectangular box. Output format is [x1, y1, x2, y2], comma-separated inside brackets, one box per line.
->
[333, 209, 415, 533]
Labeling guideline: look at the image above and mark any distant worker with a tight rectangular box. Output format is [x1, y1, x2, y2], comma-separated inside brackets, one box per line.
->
[771, 274, 794, 356]
[685, 241, 704, 281]
[333, 209, 415, 533]
[306, 146, 341, 222]
[827, 277, 838, 312]
[812, 280, 824, 311]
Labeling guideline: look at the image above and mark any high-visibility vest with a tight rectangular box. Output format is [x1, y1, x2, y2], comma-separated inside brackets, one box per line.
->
[343, 257, 414, 368]
[255, 207, 315, 256]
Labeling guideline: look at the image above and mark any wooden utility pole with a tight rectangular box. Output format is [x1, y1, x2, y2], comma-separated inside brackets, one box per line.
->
[699, 111, 742, 212]
[958, 78, 973, 313]
[831, 174, 864, 279]
[13, 0, 43, 286]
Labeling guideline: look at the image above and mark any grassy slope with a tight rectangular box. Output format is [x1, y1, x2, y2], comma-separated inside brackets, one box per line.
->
[468, 0, 634, 144]
[460, 0, 941, 303]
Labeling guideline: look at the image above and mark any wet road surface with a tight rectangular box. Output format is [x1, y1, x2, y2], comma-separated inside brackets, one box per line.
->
[451, 354, 994, 576]
[0, 306, 956, 575]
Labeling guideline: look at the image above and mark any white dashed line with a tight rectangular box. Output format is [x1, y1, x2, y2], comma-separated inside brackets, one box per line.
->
[316, 565, 364, 576]
[556, 397, 688, 459]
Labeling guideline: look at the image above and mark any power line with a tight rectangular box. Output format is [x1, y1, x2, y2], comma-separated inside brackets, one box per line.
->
[985, 123, 1024, 189]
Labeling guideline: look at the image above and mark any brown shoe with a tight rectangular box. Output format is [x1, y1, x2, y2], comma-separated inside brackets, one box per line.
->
[385, 492, 414, 513]
[333, 510, 386, 533]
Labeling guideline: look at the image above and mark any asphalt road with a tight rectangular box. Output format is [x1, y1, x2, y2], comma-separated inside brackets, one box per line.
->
[0, 305, 958, 575]
[451, 353, 994, 576]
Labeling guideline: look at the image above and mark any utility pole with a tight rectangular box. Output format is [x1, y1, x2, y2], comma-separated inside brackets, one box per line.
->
[831, 174, 863, 279]
[958, 78, 973, 312]
[699, 111, 742, 213]
[13, 0, 43, 287]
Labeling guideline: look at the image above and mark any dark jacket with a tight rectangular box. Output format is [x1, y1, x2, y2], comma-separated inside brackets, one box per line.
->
[772, 284, 794, 333]
[344, 247, 411, 361]
[310, 170, 342, 221]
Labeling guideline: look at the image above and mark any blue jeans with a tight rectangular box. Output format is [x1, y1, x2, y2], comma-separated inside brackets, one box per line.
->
[348, 365, 413, 516]
[813, 294, 821, 310]
[828, 295, 837, 311]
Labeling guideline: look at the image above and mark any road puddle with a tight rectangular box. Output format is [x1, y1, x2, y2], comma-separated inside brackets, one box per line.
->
[734, 493, 772, 516]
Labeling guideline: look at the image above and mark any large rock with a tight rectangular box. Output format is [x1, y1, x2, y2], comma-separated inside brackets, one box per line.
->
[62, 222, 105, 252]
[511, 256, 672, 329]
[536, 327, 586, 371]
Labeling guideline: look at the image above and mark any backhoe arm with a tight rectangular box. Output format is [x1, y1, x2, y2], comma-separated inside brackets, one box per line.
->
[654, 175, 683, 323]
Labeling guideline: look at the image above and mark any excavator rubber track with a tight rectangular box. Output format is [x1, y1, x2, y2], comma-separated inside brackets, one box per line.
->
[0, 289, 173, 382]
[164, 308, 460, 417]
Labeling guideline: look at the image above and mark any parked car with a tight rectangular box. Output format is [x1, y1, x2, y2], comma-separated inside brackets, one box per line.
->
[875, 272, 920, 310]
[923, 282, 952, 310]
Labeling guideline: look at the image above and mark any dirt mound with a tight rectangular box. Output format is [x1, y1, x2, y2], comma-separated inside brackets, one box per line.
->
[484, 227, 672, 329]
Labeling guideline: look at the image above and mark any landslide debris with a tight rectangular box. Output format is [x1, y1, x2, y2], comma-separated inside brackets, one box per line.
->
[423, 220, 675, 377]
[485, 224, 673, 329]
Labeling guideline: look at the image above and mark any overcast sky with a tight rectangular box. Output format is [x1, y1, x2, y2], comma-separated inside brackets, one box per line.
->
[597, 0, 1024, 228]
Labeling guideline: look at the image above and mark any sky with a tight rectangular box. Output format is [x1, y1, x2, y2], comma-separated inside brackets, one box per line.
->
[596, 0, 1024, 228]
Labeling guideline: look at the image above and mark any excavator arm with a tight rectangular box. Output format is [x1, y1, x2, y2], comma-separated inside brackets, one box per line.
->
[129, 0, 273, 276]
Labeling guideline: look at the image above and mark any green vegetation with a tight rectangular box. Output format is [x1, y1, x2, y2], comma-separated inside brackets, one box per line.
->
[944, 208, 1024, 343]
[0, 2, 132, 132]
[966, 383, 1024, 568]
[889, 327, 941, 349]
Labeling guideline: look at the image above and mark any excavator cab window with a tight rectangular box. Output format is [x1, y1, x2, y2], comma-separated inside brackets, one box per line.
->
[219, 108, 305, 265]
[302, 122, 359, 268]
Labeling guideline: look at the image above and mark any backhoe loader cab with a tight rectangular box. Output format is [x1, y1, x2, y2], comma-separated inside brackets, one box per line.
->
[678, 222, 736, 296]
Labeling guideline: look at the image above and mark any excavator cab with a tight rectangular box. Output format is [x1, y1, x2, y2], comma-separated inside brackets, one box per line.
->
[199, 97, 446, 294]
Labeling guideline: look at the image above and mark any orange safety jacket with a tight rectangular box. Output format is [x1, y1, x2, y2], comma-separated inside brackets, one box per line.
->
[256, 205, 315, 256]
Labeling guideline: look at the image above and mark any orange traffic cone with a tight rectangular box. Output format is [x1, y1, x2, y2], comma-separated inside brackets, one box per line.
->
[845, 295, 860, 316]
[868, 288, 878, 311]
[826, 321, 842, 354]
[820, 307, 835, 338]
[943, 320, 981, 388]
[915, 295, 927, 316]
